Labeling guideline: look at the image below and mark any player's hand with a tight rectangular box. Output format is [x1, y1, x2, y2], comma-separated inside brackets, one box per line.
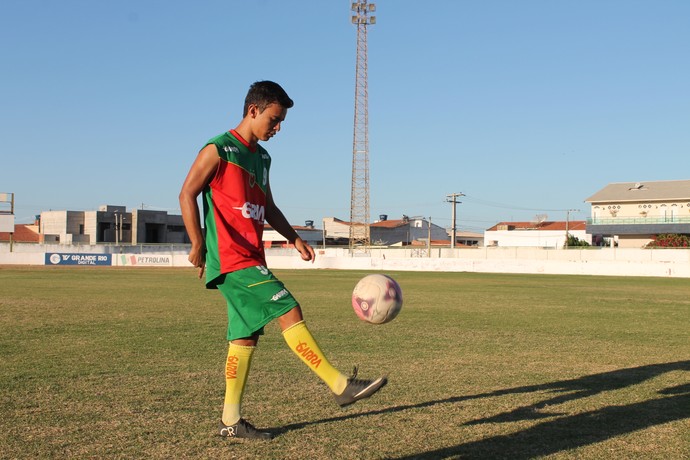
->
[188, 245, 206, 279]
[294, 237, 315, 263]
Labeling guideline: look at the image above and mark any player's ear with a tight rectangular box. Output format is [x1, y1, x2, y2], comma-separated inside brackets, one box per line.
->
[247, 104, 259, 119]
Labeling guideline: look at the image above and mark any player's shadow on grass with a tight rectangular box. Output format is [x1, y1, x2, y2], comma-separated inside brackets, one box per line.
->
[279, 360, 690, 458]
[393, 381, 690, 460]
[461, 359, 690, 426]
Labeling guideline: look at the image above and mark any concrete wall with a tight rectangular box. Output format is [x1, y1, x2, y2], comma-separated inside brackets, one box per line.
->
[322, 218, 350, 239]
[84, 211, 98, 244]
[40, 210, 87, 243]
[264, 247, 690, 278]
[2, 244, 689, 278]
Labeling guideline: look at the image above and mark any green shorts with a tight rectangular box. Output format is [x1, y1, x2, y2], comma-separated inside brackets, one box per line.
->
[216, 265, 299, 341]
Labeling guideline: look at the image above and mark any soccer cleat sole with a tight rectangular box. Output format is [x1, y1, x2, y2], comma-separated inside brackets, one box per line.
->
[336, 377, 388, 407]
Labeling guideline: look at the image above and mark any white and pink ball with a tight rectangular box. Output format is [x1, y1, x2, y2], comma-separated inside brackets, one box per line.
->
[351, 274, 403, 324]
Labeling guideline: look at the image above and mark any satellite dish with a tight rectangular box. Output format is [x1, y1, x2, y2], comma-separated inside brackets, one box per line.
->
[531, 214, 548, 226]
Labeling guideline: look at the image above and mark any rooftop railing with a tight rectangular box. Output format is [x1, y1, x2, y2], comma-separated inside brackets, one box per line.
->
[588, 217, 690, 225]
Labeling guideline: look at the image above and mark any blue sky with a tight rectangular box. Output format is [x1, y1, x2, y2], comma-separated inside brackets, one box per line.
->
[2, 1, 689, 233]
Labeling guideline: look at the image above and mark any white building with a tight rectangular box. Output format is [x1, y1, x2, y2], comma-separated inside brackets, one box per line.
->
[322, 215, 449, 246]
[263, 221, 324, 247]
[484, 221, 590, 248]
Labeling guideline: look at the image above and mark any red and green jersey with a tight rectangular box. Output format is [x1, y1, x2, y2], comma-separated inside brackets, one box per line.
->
[202, 130, 271, 288]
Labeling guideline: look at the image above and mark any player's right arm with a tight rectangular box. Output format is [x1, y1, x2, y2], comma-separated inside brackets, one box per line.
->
[179, 144, 220, 279]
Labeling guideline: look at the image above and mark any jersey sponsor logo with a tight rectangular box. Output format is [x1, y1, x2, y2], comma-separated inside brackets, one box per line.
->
[248, 168, 267, 188]
[295, 341, 322, 368]
[256, 265, 269, 275]
[233, 201, 265, 222]
[222, 145, 239, 154]
[226, 355, 239, 379]
[271, 288, 288, 302]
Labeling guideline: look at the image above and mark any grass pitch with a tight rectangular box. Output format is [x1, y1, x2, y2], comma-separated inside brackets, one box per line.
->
[0, 266, 688, 459]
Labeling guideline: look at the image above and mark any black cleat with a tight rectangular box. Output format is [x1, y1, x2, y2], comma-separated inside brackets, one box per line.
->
[218, 418, 273, 440]
[334, 367, 388, 407]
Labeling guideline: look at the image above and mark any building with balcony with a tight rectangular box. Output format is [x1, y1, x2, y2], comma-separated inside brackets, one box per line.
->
[585, 180, 690, 248]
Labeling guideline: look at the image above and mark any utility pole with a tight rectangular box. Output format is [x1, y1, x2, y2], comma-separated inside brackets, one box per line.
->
[427, 216, 432, 256]
[9, 192, 14, 252]
[565, 208, 580, 248]
[349, 1, 376, 252]
[446, 193, 464, 249]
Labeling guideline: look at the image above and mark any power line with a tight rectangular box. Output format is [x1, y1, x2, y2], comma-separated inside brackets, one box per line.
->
[462, 193, 579, 213]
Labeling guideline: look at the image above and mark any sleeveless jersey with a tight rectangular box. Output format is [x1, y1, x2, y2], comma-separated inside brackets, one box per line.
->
[202, 131, 271, 288]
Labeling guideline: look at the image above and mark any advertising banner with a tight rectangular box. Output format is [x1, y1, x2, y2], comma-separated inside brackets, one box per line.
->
[46, 253, 112, 266]
[115, 254, 173, 266]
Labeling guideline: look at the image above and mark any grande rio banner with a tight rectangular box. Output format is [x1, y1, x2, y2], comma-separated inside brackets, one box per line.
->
[46, 253, 112, 266]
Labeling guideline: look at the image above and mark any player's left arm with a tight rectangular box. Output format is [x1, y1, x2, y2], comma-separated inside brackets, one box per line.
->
[264, 184, 315, 263]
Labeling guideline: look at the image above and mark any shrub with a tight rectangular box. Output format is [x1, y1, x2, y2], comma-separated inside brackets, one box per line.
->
[565, 234, 590, 248]
[645, 234, 690, 248]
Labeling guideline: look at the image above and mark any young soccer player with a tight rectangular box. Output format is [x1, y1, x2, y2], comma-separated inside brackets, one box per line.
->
[179, 81, 387, 440]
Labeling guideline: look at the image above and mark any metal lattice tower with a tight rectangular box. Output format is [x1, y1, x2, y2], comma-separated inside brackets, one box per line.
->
[349, 1, 376, 252]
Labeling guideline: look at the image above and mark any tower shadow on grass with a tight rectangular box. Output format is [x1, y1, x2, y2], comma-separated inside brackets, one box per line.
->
[278, 361, 690, 458]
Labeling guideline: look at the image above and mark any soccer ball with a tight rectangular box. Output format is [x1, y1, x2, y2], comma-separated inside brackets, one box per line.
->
[351, 274, 403, 324]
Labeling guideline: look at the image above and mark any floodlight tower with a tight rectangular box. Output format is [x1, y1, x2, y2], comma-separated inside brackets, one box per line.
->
[349, 1, 376, 252]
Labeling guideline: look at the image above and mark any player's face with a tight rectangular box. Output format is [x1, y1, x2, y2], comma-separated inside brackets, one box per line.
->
[252, 103, 287, 142]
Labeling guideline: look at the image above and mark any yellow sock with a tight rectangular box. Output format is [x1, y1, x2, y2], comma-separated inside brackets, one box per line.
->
[221, 343, 255, 426]
[282, 321, 348, 394]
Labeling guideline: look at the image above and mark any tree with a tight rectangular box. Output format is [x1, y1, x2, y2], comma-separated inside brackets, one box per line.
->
[565, 234, 590, 248]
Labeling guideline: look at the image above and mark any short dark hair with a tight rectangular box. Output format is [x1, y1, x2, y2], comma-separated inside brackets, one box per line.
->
[243, 81, 294, 116]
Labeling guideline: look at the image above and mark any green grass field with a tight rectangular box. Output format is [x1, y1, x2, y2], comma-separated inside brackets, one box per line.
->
[1, 266, 688, 459]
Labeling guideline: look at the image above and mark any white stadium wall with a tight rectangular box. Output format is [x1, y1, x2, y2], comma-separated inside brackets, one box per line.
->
[264, 247, 690, 278]
[2, 245, 690, 278]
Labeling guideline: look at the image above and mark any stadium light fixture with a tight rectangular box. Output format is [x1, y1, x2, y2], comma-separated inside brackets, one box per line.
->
[351, 2, 376, 25]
